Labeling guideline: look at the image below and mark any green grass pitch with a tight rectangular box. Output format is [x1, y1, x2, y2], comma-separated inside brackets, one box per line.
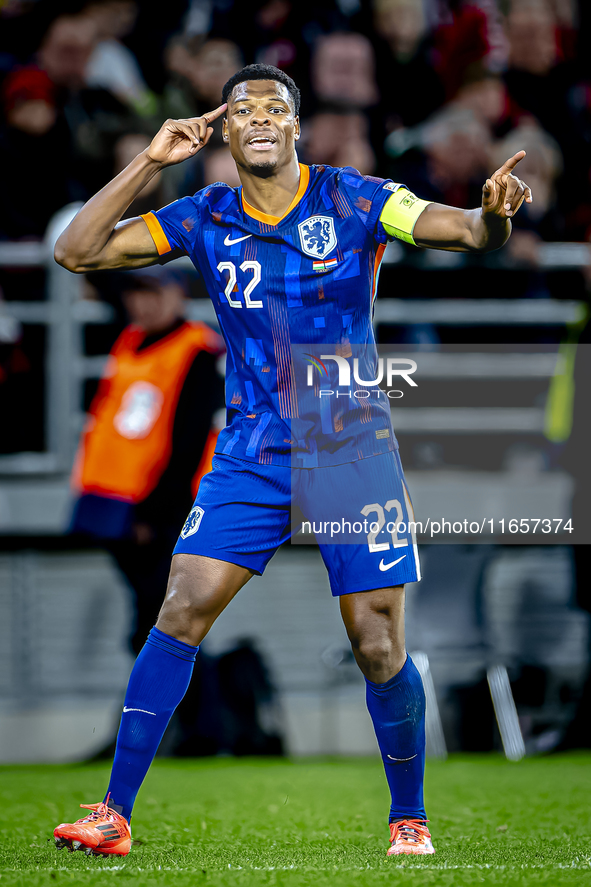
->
[1, 754, 590, 886]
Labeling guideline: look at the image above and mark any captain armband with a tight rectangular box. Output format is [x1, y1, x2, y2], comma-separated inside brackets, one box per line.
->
[379, 188, 432, 246]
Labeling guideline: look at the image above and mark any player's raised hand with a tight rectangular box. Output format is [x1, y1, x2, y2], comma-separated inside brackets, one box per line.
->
[146, 104, 227, 166]
[482, 150, 533, 220]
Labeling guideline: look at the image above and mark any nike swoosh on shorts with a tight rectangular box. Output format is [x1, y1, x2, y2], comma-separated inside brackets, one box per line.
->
[378, 554, 407, 571]
[224, 233, 252, 246]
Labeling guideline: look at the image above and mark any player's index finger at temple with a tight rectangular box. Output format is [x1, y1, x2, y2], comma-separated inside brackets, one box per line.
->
[203, 103, 228, 123]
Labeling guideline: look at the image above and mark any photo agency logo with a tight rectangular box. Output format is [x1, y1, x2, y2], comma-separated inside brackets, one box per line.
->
[303, 352, 418, 399]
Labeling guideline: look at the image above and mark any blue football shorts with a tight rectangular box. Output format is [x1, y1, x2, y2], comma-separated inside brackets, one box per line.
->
[173, 450, 421, 596]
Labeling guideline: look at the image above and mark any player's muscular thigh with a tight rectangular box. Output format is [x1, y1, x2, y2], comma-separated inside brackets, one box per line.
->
[156, 553, 254, 646]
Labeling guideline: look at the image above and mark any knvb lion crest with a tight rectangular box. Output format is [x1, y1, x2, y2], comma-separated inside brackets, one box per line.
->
[180, 506, 205, 539]
[298, 215, 337, 259]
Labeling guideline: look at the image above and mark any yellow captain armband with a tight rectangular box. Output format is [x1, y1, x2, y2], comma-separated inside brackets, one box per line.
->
[379, 187, 432, 246]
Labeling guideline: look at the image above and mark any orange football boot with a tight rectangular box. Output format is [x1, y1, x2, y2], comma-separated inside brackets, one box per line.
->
[54, 794, 131, 857]
[387, 819, 435, 856]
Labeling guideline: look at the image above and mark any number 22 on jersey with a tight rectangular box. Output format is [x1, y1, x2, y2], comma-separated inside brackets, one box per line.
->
[217, 261, 263, 308]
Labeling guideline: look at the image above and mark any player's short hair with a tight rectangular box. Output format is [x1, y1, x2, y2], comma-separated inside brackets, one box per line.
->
[222, 64, 301, 116]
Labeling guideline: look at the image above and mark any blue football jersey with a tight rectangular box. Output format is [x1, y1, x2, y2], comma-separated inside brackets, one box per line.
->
[144, 163, 405, 467]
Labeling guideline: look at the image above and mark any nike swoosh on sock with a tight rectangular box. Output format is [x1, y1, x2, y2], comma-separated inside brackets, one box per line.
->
[122, 706, 156, 716]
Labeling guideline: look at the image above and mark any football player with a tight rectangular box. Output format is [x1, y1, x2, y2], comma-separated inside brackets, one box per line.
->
[53, 64, 531, 858]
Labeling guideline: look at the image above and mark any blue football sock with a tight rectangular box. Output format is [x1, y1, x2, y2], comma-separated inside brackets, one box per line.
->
[365, 655, 427, 823]
[105, 627, 198, 821]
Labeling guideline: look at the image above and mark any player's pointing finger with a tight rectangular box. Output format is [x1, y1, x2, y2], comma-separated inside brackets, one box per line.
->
[496, 150, 526, 175]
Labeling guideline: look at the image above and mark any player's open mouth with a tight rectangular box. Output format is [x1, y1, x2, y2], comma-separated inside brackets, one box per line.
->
[247, 136, 276, 150]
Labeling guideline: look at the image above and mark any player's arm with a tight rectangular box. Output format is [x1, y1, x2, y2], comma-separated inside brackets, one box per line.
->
[54, 106, 227, 273]
[380, 151, 533, 254]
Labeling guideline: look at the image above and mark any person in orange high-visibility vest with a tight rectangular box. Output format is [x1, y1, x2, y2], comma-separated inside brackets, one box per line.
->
[70, 264, 225, 655]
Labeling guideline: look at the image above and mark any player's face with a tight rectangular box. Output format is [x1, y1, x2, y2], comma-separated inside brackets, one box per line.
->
[223, 80, 300, 174]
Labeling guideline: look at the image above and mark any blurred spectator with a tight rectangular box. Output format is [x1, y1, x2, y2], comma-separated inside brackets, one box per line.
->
[503, 3, 577, 151]
[0, 67, 72, 239]
[470, 0, 508, 73]
[185, 38, 244, 111]
[433, 0, 491, 101]
[118, 0, 188, 94]
[502, 3, 589, 238]
[424, 107, 490, 207]
[309, 30, 382, 163]
[393, 105, 491, 209]
[507, 3, 558, 78]
[374, 0, 427, 61]
[4, 14, 135, 202]
[310, 31, 378, 110]
[453, 74, 521, 139]
[183, 0, 218, 40]
[232, 0, 308, 83]
[82, 0, 157, 117]
[372, 0, 445, 130]
[301, 110, 376, 174]
[37, 14, 98, 92]
[70, 264, 225, 654]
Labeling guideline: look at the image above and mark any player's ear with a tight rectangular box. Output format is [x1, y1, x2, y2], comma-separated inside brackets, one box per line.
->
[294, 116, 300, 141]
[222, 117, 228, 143]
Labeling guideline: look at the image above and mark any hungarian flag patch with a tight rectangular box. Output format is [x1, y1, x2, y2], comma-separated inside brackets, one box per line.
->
[312, 257, 338, 272]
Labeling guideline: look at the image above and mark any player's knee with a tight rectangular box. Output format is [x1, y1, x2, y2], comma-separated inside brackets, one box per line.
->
[159, 577, 217, 620]
[157, 586, 196, 627]
[355, 635, 394, 666]
[352, 634, 406, 680]
[155, 554, 252, 646]
[156, 572, 224, 643]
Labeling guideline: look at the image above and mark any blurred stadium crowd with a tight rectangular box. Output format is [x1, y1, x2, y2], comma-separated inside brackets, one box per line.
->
[3, 0, 590, 454]
[1, 0, 590, 249]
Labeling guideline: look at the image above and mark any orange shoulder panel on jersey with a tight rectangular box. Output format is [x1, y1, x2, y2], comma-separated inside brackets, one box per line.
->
[141, 211, 173, 255]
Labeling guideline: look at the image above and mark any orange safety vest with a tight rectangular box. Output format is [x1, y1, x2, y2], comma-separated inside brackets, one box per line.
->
[74, 321, 223, 503]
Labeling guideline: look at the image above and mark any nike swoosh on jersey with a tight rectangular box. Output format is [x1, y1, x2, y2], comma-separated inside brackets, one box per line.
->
[378, 554, 407, 571]
[224, 233, 252, 246]
[122, 706, 156, 716]
[387, 753, 418, 762]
